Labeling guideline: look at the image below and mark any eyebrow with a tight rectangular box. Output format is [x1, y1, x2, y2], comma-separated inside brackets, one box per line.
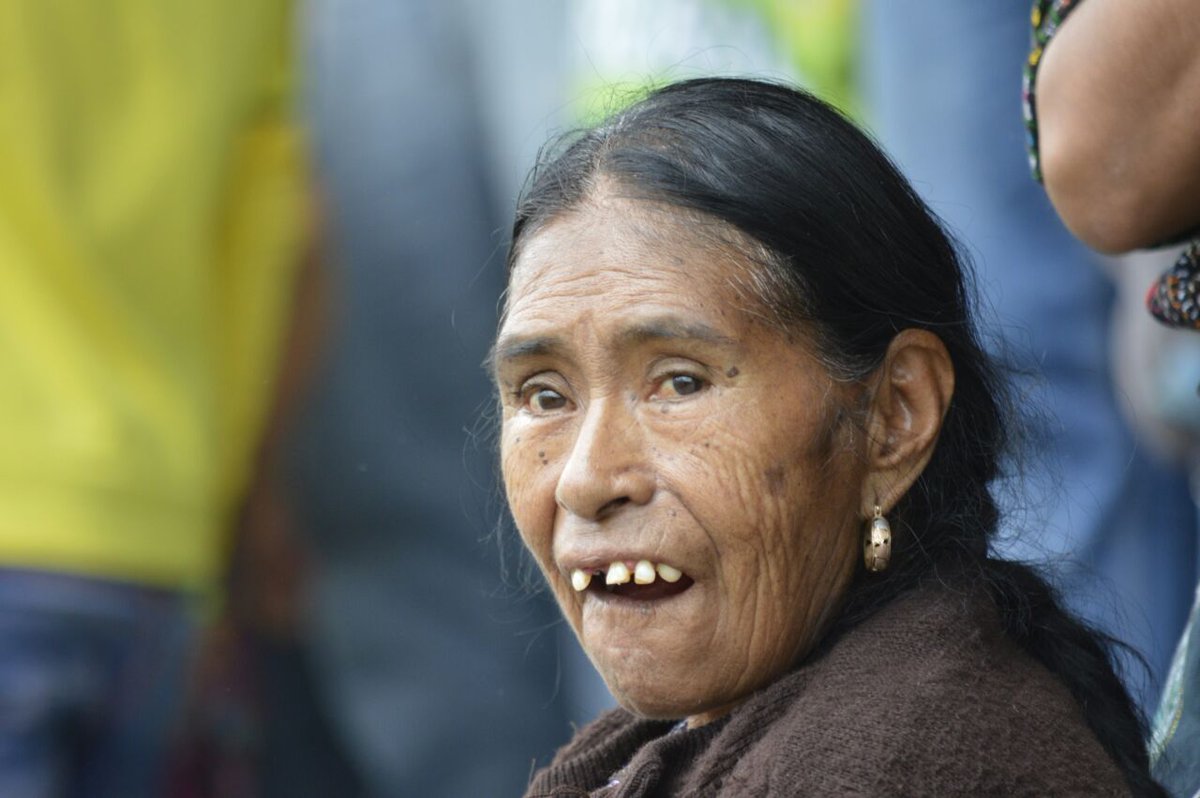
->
[489, 318, 738, 379]
[488, 335, 567, 376]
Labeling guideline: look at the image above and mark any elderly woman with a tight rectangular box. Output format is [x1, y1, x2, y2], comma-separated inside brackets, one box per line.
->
[492, 78, 1159, 796]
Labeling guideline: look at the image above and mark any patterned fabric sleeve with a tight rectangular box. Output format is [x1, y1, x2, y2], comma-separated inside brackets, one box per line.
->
[1147, 243, 1200, 329]
[1022, 0, 1083, 183]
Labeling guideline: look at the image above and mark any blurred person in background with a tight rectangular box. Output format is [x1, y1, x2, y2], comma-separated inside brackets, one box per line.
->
[1026, 0, 1200, 792]
[0, 2, 310, 798]
[242, 2, 586, 796]
[860, 0, 1198, 714]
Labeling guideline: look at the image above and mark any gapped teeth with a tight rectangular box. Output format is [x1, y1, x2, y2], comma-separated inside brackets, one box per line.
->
[656, 563, 683, 583]
[571, 562, 687, 592]
[605, 561, 632, 585]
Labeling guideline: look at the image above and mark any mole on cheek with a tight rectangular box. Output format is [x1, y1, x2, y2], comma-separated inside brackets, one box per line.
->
[726, 366, 740, 378]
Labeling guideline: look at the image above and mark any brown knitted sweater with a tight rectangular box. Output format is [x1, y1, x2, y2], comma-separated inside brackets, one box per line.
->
[525, 586, 1130, 797]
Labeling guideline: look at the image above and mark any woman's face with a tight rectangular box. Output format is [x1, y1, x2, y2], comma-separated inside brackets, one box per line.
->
[494, 194, 865, 725]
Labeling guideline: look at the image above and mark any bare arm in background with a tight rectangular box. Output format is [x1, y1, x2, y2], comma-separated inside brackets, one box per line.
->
[233, 197, 328, 637]
[1037, 0, 1200, 253]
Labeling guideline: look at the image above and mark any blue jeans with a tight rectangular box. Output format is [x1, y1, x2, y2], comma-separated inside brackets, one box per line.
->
[0, 568, 196, 798]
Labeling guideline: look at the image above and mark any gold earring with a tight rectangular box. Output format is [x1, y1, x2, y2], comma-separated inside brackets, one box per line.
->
[864, 505, 891, 572]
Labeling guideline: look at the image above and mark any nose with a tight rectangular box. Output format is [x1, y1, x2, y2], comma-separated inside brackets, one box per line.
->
[555, 396, 656, 521]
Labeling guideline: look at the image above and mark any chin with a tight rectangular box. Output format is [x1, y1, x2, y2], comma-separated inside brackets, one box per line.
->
[600, 667, 732, 722]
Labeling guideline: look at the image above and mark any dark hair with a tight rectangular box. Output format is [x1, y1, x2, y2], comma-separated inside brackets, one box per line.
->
[506, 78, 1161, 796]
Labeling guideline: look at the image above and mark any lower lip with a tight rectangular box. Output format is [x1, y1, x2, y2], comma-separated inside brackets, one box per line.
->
[587, 575, 695, 603]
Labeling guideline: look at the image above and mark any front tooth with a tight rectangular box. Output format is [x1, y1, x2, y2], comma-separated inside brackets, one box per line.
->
[606, 561, 632, 585]
[656, 563, 683, 583]
[571, 569, 592, 592]
[634, 560, 656, 584]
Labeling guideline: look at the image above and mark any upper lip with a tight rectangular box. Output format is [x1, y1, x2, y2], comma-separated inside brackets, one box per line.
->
[556, 548, 688, 576]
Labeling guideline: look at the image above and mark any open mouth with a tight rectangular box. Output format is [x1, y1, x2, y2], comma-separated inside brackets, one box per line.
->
[571, 560, 695, 601]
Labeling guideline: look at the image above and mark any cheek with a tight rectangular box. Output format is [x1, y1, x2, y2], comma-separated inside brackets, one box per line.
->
[500, 422, 561, 558]
[670, 407, 858, 589]
[669, 420, 800, 539]
[501, 427, 585, 629]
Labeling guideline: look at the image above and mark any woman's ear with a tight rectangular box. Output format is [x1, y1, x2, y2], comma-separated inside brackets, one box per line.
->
[860, 329, 954, 516]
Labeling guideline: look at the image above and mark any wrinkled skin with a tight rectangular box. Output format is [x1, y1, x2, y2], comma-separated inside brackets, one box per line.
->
[493, 192, 869, 726]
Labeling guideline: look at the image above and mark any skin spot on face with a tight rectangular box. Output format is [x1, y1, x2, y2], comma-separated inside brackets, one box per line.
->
[726, 366, 740, 378]
[538, 451, 545, 458]
[765, 465, 786, 496]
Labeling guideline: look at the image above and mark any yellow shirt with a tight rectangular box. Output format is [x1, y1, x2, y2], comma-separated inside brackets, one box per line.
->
[0, 1, 307, 590]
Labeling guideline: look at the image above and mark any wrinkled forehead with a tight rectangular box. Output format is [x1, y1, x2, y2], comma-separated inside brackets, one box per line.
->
[503, 190, 780, 327]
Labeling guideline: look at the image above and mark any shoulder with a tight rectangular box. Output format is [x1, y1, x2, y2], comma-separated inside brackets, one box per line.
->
[722, 587, 1129, 796]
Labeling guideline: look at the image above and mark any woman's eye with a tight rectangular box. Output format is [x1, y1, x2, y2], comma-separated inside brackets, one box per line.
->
[660, 374, 707, 398]
[529, 388, 567, 412]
